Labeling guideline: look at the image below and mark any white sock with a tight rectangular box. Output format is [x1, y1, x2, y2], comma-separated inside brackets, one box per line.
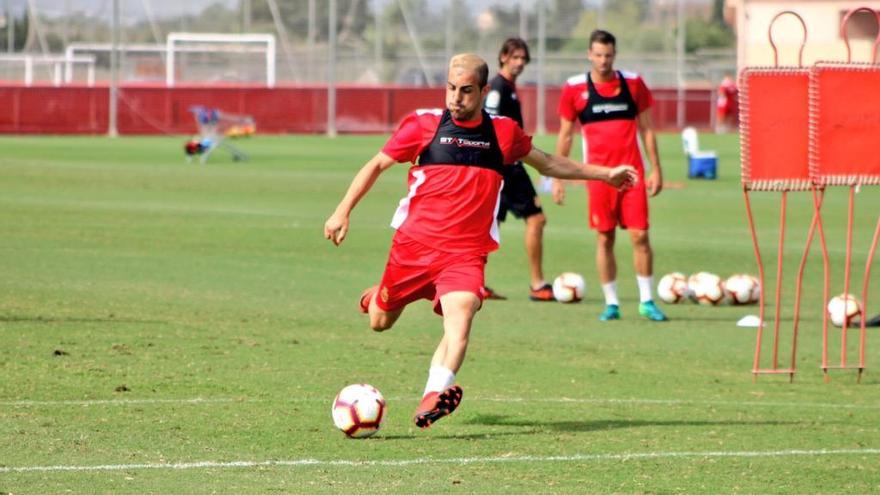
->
[423, 365, 455, 396]
[601, 281, 619, 306]
[637, 275, 654, 303]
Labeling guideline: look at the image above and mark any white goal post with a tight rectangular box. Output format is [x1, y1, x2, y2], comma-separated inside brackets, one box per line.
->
[166, 33, 276, 87]
[0, 54, 96, 86]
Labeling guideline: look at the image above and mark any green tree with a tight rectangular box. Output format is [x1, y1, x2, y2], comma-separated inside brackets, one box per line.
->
[560, 0, 667, 54]
[248, 0, 370, 45]
[684, 17, 734, 53]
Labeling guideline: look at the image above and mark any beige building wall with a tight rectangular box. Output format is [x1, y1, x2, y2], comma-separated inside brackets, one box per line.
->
[726, 0, 879, 69]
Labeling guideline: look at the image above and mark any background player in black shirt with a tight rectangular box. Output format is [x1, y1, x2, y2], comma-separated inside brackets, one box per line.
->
[483, 38, 554, 301]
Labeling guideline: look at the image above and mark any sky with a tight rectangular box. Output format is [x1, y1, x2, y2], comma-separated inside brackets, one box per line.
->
[12, 0, 709, 22]
[12, 1, 607, 20]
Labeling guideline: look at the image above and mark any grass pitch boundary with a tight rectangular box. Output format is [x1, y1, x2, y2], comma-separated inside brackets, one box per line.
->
[2, 448, 879, 474]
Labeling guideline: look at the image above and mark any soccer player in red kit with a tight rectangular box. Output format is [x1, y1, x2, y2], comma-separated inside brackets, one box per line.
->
[553, 30, 668, 322]
[324, 53, 637, 429]
[716, 74, 737, 133]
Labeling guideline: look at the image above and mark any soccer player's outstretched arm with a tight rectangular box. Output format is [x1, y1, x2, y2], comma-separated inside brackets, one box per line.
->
[324, 152, 397, 246]
[522, 146, 637, 189]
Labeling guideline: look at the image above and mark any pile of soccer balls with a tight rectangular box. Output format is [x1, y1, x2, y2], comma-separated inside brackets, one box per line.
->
[656, 272, 761, 306]
[658, 272, 863, 328]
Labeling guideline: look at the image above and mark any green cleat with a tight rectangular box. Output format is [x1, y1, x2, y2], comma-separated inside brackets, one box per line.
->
[638, 300, 668, 321]
[599, 304, 620, 321]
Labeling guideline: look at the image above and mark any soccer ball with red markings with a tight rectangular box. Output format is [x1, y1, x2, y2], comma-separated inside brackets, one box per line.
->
[827, 293, 862, 327]
[552, 272, 585, 303]
[657, 272, 689, 304]
[688, 272, 728, 306]
[331, 384, 386, 438]
[725, 274, 760, 305]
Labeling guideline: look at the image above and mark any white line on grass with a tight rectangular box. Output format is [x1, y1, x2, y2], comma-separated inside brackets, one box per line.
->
[2, 396, 878, 410]
[0, 398, 249, 407]
[2, 448, 879, 474]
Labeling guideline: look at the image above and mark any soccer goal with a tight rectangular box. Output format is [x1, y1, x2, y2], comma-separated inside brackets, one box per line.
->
[166, 33, 276, 87]
[0, 54, 96, 86]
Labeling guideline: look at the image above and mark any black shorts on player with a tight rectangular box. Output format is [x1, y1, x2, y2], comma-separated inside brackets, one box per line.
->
[497, 162, 542, 222]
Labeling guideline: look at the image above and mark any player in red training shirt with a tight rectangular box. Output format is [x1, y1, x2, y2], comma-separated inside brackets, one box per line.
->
[554, 30, 667, 323]
[716, 74, 737, 133]
[324, 53, 637, 429]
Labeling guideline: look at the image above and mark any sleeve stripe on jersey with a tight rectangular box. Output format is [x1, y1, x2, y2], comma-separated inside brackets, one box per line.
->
[416, 108, 443, 116]
[566, 73, 587, 85]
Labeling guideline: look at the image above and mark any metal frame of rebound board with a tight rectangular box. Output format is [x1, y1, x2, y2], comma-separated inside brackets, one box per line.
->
[740, 11, 815, 382]
[808, 7, 880, 382]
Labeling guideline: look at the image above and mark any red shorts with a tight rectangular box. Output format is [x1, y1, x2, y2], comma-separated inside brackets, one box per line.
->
[586, 178, 649, 232]
[375, 232, 486, 316]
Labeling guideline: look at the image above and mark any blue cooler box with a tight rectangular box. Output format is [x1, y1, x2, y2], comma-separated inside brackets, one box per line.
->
[688, 154, 717, 179]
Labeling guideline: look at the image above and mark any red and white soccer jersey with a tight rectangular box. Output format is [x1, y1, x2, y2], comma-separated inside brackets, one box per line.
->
[557, 70, 653, 171]
[558, 71, 654, 231]
[381, 109, 533, 254]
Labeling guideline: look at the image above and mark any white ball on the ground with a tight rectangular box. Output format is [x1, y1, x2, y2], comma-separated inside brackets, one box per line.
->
[725, 274, 761, 305]
[331, 384, 386, 438]
[552, 272, 585, 303]
[827, 293, 862, 327]
[657, 272, 689, 303]
[688, 271, 728, 306]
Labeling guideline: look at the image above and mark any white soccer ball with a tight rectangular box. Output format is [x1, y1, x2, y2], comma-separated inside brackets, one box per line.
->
[657, 272, 689, 304]
[688, 271, 728, 306]
[552, 272, 585, 303]
[826, 293, 862, 327]
[725, 274, 761, 305]
[331, 383, 386, 438]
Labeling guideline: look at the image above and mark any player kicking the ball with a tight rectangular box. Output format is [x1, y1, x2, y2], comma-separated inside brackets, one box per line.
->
[324, 53, 637, 429]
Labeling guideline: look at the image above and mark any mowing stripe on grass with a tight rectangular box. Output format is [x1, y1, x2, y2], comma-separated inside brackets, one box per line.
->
[2, 448, 879, 473]
[2, 396, 878, 410]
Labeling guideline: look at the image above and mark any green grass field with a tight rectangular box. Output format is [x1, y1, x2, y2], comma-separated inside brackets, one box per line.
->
[1, 133, 879, 493]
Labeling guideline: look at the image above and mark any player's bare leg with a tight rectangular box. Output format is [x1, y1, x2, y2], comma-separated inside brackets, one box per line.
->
[596, 229, 621, 321]
[597, 229, 618, 284]
[359, 286, 404, 331]
[630, 229, 652, 278]
[525, 212, 554, 301]
[630, 229, 667, 321]
[414, 291, 479, 428]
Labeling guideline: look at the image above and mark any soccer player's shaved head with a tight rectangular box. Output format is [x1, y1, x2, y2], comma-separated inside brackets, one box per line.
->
[449, 53, 489, 88]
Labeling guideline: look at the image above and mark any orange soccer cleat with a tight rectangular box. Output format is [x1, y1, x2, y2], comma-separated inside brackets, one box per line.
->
[529, 283, 555, 302]
[480, 286, 507, 300]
